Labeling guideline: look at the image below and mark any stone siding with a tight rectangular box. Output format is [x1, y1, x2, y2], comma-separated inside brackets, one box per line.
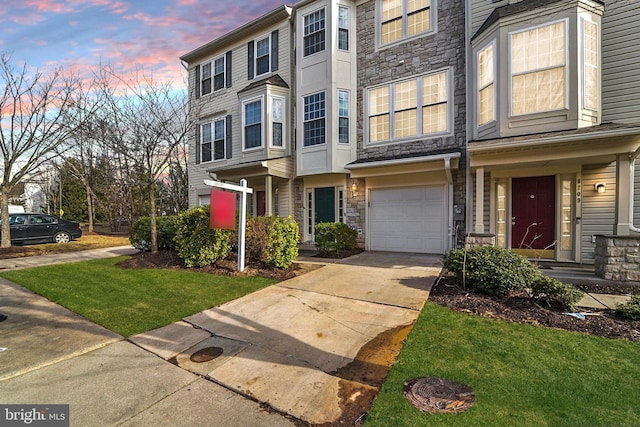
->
[595, 235, 640, 282]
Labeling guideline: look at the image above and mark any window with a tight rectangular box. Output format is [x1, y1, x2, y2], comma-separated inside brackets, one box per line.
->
[380, 0, 432, 45]
[338, 6, 349, 51]
[244, 99, 262, 149]
[367, 69, 449, 144]
[201, 62, 212, 96]
[213, 57, 225, 91]
[338, 90, 349, 144]
[201, 122, 212, 162]
[510, 21, 566, 116]
[256, 36, 270, 76]
[478, 43, 495, 125]
[369, 87, 390, 142]
[271, 97, 284, 148]
[304, 9, 325, 56]
[583, 19, 598, 111]
[303, 92, 326, 146]
[200, 118, 226, 162]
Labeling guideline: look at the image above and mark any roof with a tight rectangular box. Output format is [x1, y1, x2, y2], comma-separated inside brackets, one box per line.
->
[238, 74, 290, 94]
[469, 122, 640, 150]
[180, 5, 292, 63]
[346, 148, 461, 168]
[472, 0, 604, 40]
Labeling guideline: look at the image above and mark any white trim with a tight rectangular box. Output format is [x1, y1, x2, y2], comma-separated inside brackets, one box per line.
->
[338, 5, 350, 52]
[376, 0, 438, 50]
[302, 90, 327, 147]
[364, 67, 454, 146]
[253, 33, 272, 79]
[241, 95, 265, 152]
[346, 151, 461, 170]
[507, 18, 569, 117]
[269, 95, 286, 149]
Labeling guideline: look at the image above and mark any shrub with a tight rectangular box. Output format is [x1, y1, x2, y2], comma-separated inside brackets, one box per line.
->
[315, 222, 358, 255]
[130, 216, 178, 251]
[531, 276, 584, 310]
[614, 295, 640, 320]
[245, 216, 299, 269]
[174, 206, 232, 267]
[444, 246, 541, 296]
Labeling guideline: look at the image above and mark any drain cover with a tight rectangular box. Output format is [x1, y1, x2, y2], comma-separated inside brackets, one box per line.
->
[190, 346, 223, 363]
[403, 377, 475, 413]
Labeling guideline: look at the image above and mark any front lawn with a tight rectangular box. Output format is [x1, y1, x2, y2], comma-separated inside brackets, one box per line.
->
[0, 256, 276, 337]
[366, 303, 640, 427]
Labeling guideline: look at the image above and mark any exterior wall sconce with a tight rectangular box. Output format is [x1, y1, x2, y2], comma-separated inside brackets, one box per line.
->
[595, 183, 606, 193]
[351, 182, 358, 197]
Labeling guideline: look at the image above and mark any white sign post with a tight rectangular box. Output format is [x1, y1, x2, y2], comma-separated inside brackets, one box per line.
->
[204, 178, 254, 272]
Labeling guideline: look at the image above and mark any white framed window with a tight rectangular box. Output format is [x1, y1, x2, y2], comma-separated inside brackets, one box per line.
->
[477, 42, 495, 126]
[338, 90, 349, 144]
[200, 56, 226, 96]
[304, 8, 325, 56]
[200, 62, 212, 96]
[366, 69, 450, 144]
[582, 18, 598, 111]
[338, 6, 350, 51]
[271, 96, 285, 148]
[243, 97, 263, 150]
[380, 0, 433, 46]
[255, 35, 270, 77]
[200, 118, 226, 163]
[510, 20, 567, 116]
[303, 91, 326, 146]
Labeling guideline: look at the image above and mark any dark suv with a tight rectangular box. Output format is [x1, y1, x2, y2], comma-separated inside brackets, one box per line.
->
[2, 213, 82, 245]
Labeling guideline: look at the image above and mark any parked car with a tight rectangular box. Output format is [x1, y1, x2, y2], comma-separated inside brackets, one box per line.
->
[1, 213, 82, 245]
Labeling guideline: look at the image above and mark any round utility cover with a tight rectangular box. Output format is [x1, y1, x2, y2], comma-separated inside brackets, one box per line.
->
[403, 377, 475, 413]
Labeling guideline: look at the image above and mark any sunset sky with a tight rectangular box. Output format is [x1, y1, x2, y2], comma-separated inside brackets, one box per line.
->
[1, 0, 293, 86]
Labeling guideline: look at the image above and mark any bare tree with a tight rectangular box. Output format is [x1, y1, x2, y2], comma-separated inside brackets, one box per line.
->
[100, 71, 189, 252]
[0, 54, 85, 248]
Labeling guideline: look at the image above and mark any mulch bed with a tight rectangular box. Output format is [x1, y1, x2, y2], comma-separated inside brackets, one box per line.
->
[429, 275, 640, 342]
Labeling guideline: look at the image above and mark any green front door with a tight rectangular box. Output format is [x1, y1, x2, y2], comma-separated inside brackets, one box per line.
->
[314, 187, 335, 224]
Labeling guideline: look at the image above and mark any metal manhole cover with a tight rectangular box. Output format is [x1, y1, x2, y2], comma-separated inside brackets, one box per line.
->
[403, 377, 475, 413]
[190, 346, 223, 363]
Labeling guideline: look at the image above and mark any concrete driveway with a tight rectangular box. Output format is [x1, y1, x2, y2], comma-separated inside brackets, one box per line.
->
[0, 250, 442, 426]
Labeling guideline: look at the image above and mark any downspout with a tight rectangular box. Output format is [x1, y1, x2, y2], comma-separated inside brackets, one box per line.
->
[630, 147, 640, 233]
[445, 157, 454, 250]
[464, 0, 473, 239]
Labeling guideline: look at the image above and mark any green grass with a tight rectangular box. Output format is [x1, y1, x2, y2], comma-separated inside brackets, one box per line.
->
[0, 257, 276, 337]
[366, 303, 640, 427]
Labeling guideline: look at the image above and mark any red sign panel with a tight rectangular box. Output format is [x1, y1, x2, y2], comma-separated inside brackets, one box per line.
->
[210, 189, 236, 230]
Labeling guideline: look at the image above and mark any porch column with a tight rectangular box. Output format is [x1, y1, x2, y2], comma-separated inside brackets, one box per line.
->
[615, 154, 631, 235]
[265, 175, 273, 216]
[474, 167, 485, 233]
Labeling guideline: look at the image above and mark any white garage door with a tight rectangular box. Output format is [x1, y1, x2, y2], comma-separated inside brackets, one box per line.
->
[369, 186, 446, 253]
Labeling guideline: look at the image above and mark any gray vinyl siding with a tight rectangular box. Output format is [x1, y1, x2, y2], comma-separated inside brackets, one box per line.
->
[601, 0, 640, 124]
[470, 0, 503, 35]
[581, 163, 617, 263]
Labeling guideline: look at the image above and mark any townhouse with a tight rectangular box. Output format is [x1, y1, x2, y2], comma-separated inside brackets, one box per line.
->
[182, 0, 639, 264]
[467, 0, 640, 263]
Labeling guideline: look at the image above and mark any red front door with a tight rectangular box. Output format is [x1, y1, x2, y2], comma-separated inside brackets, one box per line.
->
[256, 191, 266, 216]
[511, 176, 555, 250]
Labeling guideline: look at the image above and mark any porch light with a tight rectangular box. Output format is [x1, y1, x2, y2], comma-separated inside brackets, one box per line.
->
[595, 183, 606, 193]
[351, 182, 358, 197]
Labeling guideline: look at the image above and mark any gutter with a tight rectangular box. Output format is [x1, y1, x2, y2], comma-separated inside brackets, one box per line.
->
[468, 126, 640, 153]
[630, 148, 640, 233]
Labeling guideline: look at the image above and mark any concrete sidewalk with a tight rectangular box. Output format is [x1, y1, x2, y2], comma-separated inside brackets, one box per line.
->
[0, 249, 442, 426]
[0, 245, 139, 271]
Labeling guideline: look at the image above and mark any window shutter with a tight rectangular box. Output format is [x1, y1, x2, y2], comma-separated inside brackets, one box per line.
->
[195, 124, 201, 164]
[247, 41, 254, 80]
[225, 115, 233, 159]
[271, 30, 279, 72]
[195, 65, 201, 99]
[225, 51, 232, 88]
